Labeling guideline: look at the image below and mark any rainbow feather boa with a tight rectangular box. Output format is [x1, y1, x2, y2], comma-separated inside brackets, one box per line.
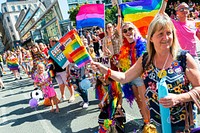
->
[118, 37, 146, 106]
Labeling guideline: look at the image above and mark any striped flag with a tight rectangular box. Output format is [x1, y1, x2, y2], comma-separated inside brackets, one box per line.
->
[60, 30, 92, 68]
[120, 0, 162, 36]
[76, 4, 104, 29]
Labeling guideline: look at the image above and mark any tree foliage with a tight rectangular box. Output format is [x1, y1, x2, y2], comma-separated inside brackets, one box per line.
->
[68, 5, 80, 22]
[105, 6, 118, 25]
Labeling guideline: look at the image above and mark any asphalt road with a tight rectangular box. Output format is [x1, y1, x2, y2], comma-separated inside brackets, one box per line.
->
[0, 67, 144, 133]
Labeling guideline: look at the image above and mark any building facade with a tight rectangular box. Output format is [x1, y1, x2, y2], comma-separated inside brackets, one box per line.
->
[1, 0, 38, 49]
[15, 0, 71, 46]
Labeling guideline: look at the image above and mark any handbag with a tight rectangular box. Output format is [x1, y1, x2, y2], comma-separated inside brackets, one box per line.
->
[184, 89, 200, 133]
[142, 124, 158, 133]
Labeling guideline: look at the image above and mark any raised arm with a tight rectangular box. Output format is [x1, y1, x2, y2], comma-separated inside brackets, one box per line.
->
[159, 0, 168, 14]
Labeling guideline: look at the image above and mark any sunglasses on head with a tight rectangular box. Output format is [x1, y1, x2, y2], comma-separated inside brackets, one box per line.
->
[178, 7, 189, 12]
[123, 27, 133, 33]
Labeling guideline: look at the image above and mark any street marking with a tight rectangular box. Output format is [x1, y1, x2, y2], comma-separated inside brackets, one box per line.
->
[0, 107, 8, 123]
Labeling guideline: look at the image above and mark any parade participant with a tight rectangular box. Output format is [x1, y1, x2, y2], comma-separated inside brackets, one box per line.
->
[0, 54, 5, 75]
[0, 76, 5, 89]
[67, 63, 89, 108]
[91, 34, 100, 57]
[34, 63, 59, 113]
[103, 6, 122, 71]
[161, 1, 200, 66]
[30, 44, 48, 80]
[117, 22, 149, 122]
[91, 12, 200, 132]
[38, 42, 49, 57]
[21, 48, 33, 77]
[97, 75, 125, 133]
[49, 37, 75, 102]
[6, 50, 21, 80]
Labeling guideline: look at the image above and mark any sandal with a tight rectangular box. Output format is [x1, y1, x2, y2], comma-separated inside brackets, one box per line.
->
[50, 109, 55, 113]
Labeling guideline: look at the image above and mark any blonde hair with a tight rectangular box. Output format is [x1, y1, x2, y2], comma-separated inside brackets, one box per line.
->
[122, 22, 142, 39]
[146, 14, 180, 66]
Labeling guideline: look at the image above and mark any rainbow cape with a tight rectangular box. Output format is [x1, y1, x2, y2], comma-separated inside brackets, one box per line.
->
[76, 4, 104, 29]
[60, 30, 92, 68]
[120, 0, 162, 36]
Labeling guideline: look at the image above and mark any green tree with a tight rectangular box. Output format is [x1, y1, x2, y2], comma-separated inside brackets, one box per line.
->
[68, 5, 80, 23]
[105, 6, 118, 24]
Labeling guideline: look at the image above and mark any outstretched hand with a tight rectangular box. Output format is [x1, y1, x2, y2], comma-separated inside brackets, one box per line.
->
[90, 61, 108, 75]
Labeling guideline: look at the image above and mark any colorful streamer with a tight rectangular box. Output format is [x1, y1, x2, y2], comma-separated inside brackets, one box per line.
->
[120, 0, 162, 36]
[76, 4, 104, 29]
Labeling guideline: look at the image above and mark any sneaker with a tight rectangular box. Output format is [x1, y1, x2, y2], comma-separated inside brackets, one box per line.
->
[60, 97, 67, 102]
[82, 102, 89, 108]
[79, 101, 84, 107]
[68, 96, 75, 103]
[2, 87, 5, 89]
[20, 77, 22, 80]
[15, 78, 18, 80]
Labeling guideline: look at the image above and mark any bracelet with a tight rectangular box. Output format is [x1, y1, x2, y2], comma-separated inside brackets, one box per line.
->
[164, 0, 168, 2]
[144, 119, 149, 124]
[105, 68, 111, 79]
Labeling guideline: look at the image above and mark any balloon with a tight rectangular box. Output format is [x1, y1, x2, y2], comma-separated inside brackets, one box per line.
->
[29, 98, 38, 108]
[80, 78, 91, 90]
[30, 89, 43, 101]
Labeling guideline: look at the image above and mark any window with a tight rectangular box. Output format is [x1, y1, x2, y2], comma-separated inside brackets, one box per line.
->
[23, 5, 27, 9]
[14, 15, 18, 21]
[7, 17, 10, 22]
[11, 6, 15, 11]
[9, 26, 13, 32]
[12, 35, 16, 41]
[4, 7, 7, 12]
[17, 5, 21, 11]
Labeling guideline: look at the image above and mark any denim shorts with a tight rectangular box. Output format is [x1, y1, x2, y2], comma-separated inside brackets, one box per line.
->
[129, 77, 144, 87]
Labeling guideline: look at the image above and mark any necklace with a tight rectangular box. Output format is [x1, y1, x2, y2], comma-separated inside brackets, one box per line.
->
[155, 53, 170, 79]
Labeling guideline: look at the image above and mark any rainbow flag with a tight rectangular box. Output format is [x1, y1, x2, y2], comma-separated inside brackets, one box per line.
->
[6, 58, 19, 70]
[120, 0, 162, 36]
[76, 4, 104, 29]
[60, 30, 92, 68]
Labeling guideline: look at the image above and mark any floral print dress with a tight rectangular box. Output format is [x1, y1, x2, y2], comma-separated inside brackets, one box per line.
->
[142, 56, 196, 127]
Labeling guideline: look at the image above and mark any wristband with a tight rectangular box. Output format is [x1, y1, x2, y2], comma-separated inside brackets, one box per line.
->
[105, 68, 111, 79]
[144, 119, 149, 124]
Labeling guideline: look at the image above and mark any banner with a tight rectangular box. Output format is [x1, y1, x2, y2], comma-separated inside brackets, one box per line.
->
[48, 42, 69, 69]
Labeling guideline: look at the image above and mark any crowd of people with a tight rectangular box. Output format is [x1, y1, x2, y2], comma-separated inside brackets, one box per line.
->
[0, 0, 200, 132]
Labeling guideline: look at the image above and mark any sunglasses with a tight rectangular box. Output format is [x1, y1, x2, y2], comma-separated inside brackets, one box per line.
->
[123, 27, 133, 33]
[178, 7, 189, 12]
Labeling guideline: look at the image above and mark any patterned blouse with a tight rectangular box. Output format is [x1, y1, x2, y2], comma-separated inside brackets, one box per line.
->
[142, 54, 196, 127]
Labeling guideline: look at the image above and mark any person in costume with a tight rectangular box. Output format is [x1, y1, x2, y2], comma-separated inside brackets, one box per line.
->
[6, 50, 21, 80]
[67, 63, 89, 108]
[34, 63, 59, 113]
[91, 8, 200, 133]
[97, 75, 125, 133]
[117, 22, 149, 123]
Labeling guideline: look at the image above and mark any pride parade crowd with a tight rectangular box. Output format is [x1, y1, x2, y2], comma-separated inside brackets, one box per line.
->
[1, 0, 200, 133]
